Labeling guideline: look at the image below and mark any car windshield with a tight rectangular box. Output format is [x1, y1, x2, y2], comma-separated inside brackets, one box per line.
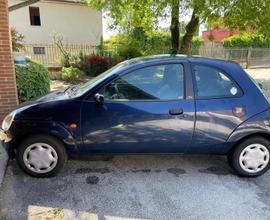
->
[67, 61, 130, 98]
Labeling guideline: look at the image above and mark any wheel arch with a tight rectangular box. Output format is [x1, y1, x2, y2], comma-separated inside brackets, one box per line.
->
[8, 121, 79, 158]
[228, 132, 270, 155]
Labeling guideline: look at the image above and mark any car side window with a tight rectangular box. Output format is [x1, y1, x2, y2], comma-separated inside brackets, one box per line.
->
[193, 64, 242, 99]
[101, 64, 184, 101]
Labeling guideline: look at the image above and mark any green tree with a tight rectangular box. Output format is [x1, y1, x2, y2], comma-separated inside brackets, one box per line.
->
[86, 0, 270, 54]
[222, 0, 270, 37]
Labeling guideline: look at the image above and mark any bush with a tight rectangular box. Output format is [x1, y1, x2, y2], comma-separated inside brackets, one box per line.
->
[117, 45, 143, 59]
[61, 67, 83, 82]
[144, 31, 171, 54]
[190, 36, 204, 54]
[105, 34, 143, 58]
[16, 60, 50, 102]
[85, 55, 109, 76]
[191, 37, 204, 49]
[223, 32, 270, 48]
[105, 31, 204, 56]
[69, 52, 87, 71]
[95, 49, 122, 67]
[49, 71, 61, 80]
[59, 54, 71, 68]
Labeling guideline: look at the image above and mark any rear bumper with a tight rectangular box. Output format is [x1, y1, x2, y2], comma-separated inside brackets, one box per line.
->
[0, 129, 11, 143]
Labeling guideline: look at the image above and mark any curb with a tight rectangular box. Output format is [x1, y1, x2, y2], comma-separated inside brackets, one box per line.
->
[0, 142, 8, 185]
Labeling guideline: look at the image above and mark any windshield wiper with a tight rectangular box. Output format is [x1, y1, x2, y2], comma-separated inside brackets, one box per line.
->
[64, 85, 77, 95]
[64, 84, 82, 96]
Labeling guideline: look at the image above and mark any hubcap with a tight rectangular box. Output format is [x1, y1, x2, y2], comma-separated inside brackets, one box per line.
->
[239, 144, 270, 173]
[23, 143, 58, 174]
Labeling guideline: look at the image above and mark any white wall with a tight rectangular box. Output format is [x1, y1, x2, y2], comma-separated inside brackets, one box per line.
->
[9, 0, 103, 45]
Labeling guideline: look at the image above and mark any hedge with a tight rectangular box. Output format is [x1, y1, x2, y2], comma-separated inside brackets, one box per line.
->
[15, 60, 50, 102]
[223, 33, 270, 48]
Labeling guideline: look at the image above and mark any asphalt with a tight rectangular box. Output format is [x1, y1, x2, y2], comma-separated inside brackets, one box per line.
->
[1, 155, 270, 220]
[1, 68, 270, 220]
[0, 143, 8, 186]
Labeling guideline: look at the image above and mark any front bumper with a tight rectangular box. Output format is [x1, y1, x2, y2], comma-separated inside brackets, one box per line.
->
[0, 129, 11, 143]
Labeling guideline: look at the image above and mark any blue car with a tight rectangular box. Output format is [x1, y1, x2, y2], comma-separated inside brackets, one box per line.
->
[1, 55, 270, 177]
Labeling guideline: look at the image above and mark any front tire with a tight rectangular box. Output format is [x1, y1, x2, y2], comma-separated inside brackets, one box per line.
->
[16, 135, 67, 177]
[228, 136, 270, 177]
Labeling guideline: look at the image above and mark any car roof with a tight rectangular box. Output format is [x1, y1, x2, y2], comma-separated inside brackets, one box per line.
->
[124, 54, 239, 67]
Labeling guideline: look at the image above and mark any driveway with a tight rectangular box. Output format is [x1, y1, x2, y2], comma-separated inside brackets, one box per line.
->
[1, 68, 270, 220]
[1, 155, 270, 220]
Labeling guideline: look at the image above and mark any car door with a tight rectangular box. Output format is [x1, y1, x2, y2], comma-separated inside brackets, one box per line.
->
[190, 63, 254, 154]
[80, 62, 196, 154]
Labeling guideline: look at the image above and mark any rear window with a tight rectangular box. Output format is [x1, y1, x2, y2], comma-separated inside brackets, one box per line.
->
[193, 64, 242, 99]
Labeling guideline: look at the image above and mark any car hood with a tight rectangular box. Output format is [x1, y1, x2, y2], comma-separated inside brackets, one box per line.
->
[18, 89, 68, 107]
[36, 89, 68, 102]
[13, 89, 72, 121]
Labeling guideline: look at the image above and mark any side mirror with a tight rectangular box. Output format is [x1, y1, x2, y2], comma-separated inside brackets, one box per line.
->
[94, 93, 104, 104]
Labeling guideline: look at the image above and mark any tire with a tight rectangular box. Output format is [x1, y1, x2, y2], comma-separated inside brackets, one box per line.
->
[16, 135, 67, 177]
[228, 136, 270, 177]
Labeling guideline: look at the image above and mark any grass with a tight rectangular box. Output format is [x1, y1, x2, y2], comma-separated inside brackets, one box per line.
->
[52, 208, 64, 219]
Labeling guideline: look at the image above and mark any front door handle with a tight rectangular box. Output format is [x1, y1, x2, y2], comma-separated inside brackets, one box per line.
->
[169, 108, 184, 115]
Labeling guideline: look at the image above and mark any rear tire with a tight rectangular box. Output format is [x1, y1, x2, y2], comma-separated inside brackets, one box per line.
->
[16, 135, 67, 177]
[228, 136, 270, 177]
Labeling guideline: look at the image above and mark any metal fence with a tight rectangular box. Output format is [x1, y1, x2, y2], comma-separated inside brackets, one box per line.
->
[198, 46, 270, 68]
[24, 44, 96, 67]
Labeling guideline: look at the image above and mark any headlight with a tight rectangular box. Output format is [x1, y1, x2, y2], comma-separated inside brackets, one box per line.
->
[2, 110, 16, 131]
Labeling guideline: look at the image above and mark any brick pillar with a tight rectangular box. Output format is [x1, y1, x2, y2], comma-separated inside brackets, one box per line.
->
[0, 0, 18, 121]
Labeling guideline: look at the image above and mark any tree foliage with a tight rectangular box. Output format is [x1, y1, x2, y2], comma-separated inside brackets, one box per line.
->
[221, 0, 270, 37]
[87, 0, 167, 36]
[86, 0, 270, 54]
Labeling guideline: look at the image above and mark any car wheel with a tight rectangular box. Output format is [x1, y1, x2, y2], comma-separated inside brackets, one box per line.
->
[228, 136, 270, 177]
[16, 135, 67, 177]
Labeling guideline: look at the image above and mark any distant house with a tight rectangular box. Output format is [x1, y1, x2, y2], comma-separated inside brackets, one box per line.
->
[202, 26, 238, 43]
[8, 0, 103, 45]
[8, 0, 103, 66]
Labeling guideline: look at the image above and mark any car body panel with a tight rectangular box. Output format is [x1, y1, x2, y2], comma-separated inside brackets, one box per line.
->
[81, 99, 195, 154]
[9, 119, 78, 153]
[188, 61, 270, 154]
[227, 109, 270, 148]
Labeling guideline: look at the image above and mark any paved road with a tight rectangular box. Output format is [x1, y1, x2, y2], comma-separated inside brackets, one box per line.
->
[1, 155, 270, 220]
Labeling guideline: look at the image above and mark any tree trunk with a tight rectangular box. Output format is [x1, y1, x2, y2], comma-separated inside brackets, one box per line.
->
[180, 7, 199, 54]
[170, 0, 180, 54]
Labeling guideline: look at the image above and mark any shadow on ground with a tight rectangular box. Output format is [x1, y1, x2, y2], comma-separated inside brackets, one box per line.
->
[1, 155, 270, 220]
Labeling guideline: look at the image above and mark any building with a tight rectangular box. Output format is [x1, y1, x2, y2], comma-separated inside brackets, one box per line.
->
[8, 0, 103, 67]
[202, 26, 240, 43]
[8, 0, 103, 45]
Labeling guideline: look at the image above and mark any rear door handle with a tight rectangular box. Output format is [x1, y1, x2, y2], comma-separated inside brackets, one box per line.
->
[169, 108, 184, 115]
